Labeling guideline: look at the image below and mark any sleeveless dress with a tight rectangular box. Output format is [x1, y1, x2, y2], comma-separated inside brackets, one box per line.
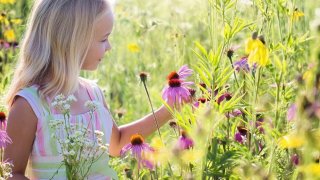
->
[15, 80, 118, 180]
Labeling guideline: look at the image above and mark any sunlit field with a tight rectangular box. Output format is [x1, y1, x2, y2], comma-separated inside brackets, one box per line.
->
[1, 0, 320, 179]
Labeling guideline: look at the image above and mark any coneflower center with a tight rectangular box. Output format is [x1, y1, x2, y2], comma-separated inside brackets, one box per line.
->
[130, 134, 144, 145]
[168, 79, 181, 87]
[0, 112, 6, 122]
[167, 71, 179, 80]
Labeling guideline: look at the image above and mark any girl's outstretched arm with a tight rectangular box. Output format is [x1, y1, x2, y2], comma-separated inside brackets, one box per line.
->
[4, 97, 37, 180]
[107, 102, 172, 157]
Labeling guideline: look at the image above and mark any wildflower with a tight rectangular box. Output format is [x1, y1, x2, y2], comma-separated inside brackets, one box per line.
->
[176, 64, 193, 80]
[139, 72, 148, 82]
[287, 104, 297, 121]
[0, 0, 15, 4]
[217, 92, 232, 105]
[278, 133, 304, 149]
[188, 88, 196, 97]
[234, 57, 251, 72]
[168, 120, 178, 129]
[292, 8, 304, 21]
[176, 130, 194, 150]
[10, 18, 22, 25]
[291, 153, 299, 166]
[0, 130, 12, 148]
[0, 112, 6, 129]
[120, 134, 154, 169]
[226, 45, 240, 59]
[84, 101, 99, 112]
[4, 29, 15, 42]
[162, 79, 192, 105]
[199, 82, 207, 90]
[234, 126, 247, 144]
[0, 39, 10, 49]
[198, 98, 206, 104]
[167, 65, 193, 81]
[225, 109, 242, 118]
[245, 32, 269, 67]
[94, 130, 104, 137]
[127, 43, 140, 53]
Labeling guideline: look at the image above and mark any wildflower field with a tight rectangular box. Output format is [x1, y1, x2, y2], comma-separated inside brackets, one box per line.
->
[1, 0, 320, 179]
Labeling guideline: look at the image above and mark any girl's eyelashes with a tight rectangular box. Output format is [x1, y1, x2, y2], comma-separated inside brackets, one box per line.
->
[101, 39, 107, 42]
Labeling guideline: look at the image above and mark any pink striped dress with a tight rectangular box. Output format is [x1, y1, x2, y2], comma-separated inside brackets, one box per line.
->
[15, 80, 118, 180]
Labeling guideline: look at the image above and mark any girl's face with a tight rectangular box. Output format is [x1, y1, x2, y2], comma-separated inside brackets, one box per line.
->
[82, 10, 114, 70]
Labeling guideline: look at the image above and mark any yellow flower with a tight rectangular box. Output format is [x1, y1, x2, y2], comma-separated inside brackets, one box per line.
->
[4, 29, 15, 42]
[180, 149, 204, 164]
[245, 34, 269, 67]
[0, 13, 9, 25]
[299, 163, 320, 176]
[278, 133, 304, 149]
[0, 0, 15, 4]
[151, 137, 165, 150]
[0, 13, 5, 22]
[11, 18, 22, 25]
[292, 9, 304, 21]
[127, 43, 140, 53]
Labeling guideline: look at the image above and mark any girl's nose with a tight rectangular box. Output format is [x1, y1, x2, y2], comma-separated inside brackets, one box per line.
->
[105, 41, 111, 52]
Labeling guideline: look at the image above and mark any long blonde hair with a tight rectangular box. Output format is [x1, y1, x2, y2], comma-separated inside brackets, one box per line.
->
[6, 0, 110, 107]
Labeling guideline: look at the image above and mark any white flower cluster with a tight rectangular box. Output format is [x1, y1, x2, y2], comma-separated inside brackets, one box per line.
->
[49, 96, 108, 179]
[0, 161, 13, 179]
[51, 94, 77, 115]
[84, 101, 99, 112]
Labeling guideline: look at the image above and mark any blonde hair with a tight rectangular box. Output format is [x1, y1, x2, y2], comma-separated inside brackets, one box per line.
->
[6, 0, 110, 107]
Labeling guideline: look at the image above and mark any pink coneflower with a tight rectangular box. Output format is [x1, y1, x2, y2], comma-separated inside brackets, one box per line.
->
[162, 79, 192, 105]
[177, 65, 193, 80]
[188, 88, 196, 97]
[167, 65, 193, 81]
[225, 109, 242, 118]
[234, 126, 247, 144]
[217, 92, 232, 105]
[177, 130, 194, 150]
[0, 130, 12, 148]
[0, 112, 6, 130]
[120, 134, 154, 169]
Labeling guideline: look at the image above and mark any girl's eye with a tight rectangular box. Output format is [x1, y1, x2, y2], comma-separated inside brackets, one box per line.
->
[101, 39, 107, 43]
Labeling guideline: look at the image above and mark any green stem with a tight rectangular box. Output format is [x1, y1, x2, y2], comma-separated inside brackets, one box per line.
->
[142, 81, 162, 141]
[228, 56, 240, 88]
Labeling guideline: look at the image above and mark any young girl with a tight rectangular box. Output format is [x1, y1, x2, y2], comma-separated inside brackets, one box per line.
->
[4, 0, 173, 179]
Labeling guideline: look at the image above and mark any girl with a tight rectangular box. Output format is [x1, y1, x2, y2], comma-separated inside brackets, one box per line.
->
[4, 0, 173, 179]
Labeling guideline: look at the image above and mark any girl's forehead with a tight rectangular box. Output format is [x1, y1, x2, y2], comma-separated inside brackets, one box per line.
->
[94, 11, 114, 36]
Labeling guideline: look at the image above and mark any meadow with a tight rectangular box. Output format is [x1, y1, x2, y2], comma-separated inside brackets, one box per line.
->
[1, 0, 320, 179]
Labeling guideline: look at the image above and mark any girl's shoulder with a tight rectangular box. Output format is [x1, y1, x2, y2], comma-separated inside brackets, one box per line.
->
[79, 77, 100, 89]
[79, 77, 105, 102]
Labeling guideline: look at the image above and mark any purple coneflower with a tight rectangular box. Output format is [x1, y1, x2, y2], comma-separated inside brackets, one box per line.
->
[225, 109, 242, 118]
[120, 134, 154, 169]
[234, 126, 247, 144]
[0, 130, 12, 149]
[0, 112, 6, 130]
[217, 92, 232, 105]
[162, 79, 192, 105]
[167, 65, 193, 81]
[177, 65, 193, 80]
[234, 57, 250, 72]
[177, 130, 194, 150]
